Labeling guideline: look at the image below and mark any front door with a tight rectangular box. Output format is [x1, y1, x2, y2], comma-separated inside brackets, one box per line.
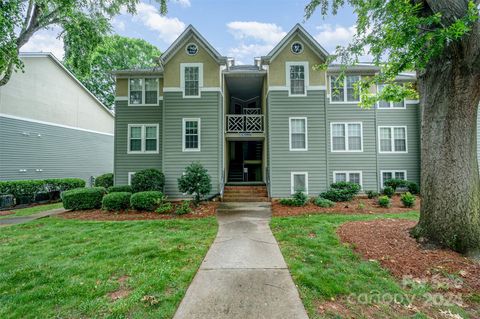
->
[228, 141, 262, 183]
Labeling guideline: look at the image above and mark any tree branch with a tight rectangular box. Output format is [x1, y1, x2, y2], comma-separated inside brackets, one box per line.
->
[0, 61, 15, 86]
[21, 0, 34, 35]
[424, 0, 469, 25]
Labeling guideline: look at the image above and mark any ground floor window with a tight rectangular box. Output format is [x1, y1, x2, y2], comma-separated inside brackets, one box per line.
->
[380, 170, 407, 187]
[128, 172, 136, 185]
[291, 172, 308, 194]
[333, 171, 362, 187]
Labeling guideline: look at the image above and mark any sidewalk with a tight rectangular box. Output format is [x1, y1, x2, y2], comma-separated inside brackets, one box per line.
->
[0, 208, 66, 227]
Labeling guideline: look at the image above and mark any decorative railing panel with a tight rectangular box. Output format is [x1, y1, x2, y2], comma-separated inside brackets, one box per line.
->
[226, 115, 264, 133]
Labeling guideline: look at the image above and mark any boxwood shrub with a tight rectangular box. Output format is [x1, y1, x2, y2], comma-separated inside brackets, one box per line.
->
[279, 191, 309, 207]
[378, 195, 391, 208]
[401, 192, 416, 208]
[384, 178, 407, 191]
[44, 178, 85, 192]
[320, 181, 361, 202]
[131, 169, 165, 193]
[108, 185, 133, 193]
[0, 180, 46, 203]
[406, 182, 420, 195]
[382, 186, 395, 197]
[314, 197, 335, 208]
[62, 187, 106, 210]
[130, 191, 164, 211]
[102, 192, 131, 211]
[94, 173, 114, 188]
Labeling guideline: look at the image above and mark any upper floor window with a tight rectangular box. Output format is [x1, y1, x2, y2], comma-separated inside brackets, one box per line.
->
[181, 63, 203, 98]
[330, 75, 360, 103]
[183, 118, 201, 151]
[331, 122, 363, 152]
[128, 124, 159, 154]
[289, 117, 308, 151]
[129, 78, 159, 105]
[379, 126, 407, 153]
[286, 62, 308, 96]
[377, 84, 405, 109]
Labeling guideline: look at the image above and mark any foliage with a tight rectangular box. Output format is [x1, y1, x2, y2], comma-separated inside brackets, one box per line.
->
[130, 191, 164, 211]
[314, 197, 334, 208]
[131, 168, 165, 193]
[378, 195, 391, 208]
[155, 202, 173, 214]
[384, 179, 407, 192]
[406, 182, 420, 195]
[320, 181, 361, 202]
[175, 200, 192, 215]
[358, 202, 366, 210]
[382, 186, 395, 198]
[44, 178, 86, 192]
[94, 173, 114, 188]
[279, 191, 309, 207]
[366, 190, 379, 199]
[101, 192, 131, 211]
[61, 187, 106, 210]
[107, 185, 133, 193]
[177, 162, 212, 205]
[401, 192, 416, 208]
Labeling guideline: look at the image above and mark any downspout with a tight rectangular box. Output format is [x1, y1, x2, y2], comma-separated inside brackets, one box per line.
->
[324, 89, 329, 191]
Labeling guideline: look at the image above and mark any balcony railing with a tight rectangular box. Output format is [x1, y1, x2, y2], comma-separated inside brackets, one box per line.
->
[226, 114, 264, 133]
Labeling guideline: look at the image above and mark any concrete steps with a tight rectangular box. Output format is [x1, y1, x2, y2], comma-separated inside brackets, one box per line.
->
[223, 185, 269, 202]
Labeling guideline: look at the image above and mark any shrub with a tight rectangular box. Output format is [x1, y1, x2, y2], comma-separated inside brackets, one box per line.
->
[175, 200, 192, 215]
[131, 169, 165, 193]
[62, 187, 106, 210]
[0, 180, 46, 203]
[94, 173, 114, 188]
[382, 186, 395, 197]
[320, 181, 361, 202]
[44, 178, 86, 192]
[108, 185, 133, 193]
[358, 202, 366, 210]
[177, 162, 212, 205]
[130, 191, 164, 211]
[366, 190, 379, 199]
[156, 202, 173, 214]
[314, 197, 334, 208]
[407, 182, 420, 195]
[384, 178, 407, 192]
[102, 192, 131, 211]
[401, 192, 416, 208]
[378, 195, 391, 208]
[279, 191, 309, 207]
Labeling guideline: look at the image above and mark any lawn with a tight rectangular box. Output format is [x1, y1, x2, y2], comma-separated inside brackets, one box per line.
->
[0, 217, 217, 319]
[0, 202, 63, 219]
[271, 212, 474, 318]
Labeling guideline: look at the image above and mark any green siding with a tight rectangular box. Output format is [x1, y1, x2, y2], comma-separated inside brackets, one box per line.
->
[113, 100, 163, 185]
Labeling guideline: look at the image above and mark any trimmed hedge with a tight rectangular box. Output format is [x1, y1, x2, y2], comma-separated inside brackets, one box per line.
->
[45, 178, 86, 192]
[94, 173, 114, 188]
[320, 181, 361, 202]
[130, 191, 164, 211]
[131, 169, 165, 193]
[62, 187, 106, 210]
[102, 192, 131, 211]
[108, 185, 133, 193]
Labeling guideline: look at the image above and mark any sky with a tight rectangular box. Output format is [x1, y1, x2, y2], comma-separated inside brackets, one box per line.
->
[21, 0, 359, 65]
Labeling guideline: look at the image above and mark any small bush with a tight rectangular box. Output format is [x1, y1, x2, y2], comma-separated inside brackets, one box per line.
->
[279, 191, 308, 207]
[108, 185, 133, 193]
[130, 191, 164, 211]
[384, 178, 407, 191]
[382, 186, 395, 197]
[378, 195, 391, 208]
[406, 182, 420, 195]
[62, 187, 106, 210]
[102, 192, 131, 211]
[314, 197, 334, 208]
[320, 181, 361, 202]
[94, 173, 114, 188]
[175, 200, 192, 215]
[177, 162, 212, 205]
[45, 178, 86, 192]
[131, 169, 165, 193]
[156, 202, 173, 214]
[366, 190, 379, 199]
[358, 202, 366, 210]
[401, 192, 416, 208]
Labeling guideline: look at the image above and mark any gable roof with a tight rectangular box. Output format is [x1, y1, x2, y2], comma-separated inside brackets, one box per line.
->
[261, 23, 329, 63]
[160, 25, 228, 65]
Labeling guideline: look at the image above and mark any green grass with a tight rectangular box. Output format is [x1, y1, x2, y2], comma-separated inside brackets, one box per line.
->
[0, 202, 64, 219]
[0, 217, 217, 318]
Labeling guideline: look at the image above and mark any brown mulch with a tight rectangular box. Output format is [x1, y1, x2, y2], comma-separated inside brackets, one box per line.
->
[58, 201, 218, 221]
[272, 195, 420, 217]
[0, 211, 15, 217]
[337, 219, 480, 293]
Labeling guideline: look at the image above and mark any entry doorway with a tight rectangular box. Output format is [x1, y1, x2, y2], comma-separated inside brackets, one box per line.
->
[227, 141, 263, 183]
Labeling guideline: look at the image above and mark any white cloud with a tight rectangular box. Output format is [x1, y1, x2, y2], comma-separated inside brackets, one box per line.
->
[227, 21, 286, 45]
[112, 18, 126, 32]
[134, 3, 186, 43]
[20, 29, 64, 59]
[314, 24, 356, 53]
[228, 43, 275, 65]
[174, 0, 191, 8]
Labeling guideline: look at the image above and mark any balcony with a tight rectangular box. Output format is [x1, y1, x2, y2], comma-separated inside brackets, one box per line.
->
[226, 114, 264, 133]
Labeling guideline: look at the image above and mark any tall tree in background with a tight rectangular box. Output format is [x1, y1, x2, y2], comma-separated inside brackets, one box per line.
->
[65, 35, 161, 109]
[306, 0, 480, 255]
[0, 0, 167, 86]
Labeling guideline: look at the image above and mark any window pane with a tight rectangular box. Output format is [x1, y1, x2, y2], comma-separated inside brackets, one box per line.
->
[346, 75, 360, 101]
[394, 128, 406, 151]
[145, 79, 158, 104]
[145, 126, 157, 139]
[129, 79, 143, 104]
[335, 173, 347, 182]
[184, 120, 199, 149]
[395, 171, 405, 180]
[130, 127, 141, 138]
[145, 139, 157, 151]
[348, 124, 362, 150]
[185, 67, 199, 96]
[292, 133, 306, 149]
[380, 128, 392, 152]
[349, 173, 360, 185]
[331, 76, 344, 102]
[392, 101, 404, 108]
[293, 174, 306, 192]
[332, 124, 345, 151]
[382, 172, 393, 186]
[290, 65, 305, 95]
[130, 139, 141, 151]
[291, 119, 306, 149]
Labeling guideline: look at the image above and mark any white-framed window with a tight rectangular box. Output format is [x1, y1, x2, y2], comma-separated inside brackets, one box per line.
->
[330, 122, 363, 152]
[127, 124, 159, 154]
[128, 78, 159, 106]
[333, 171, 363, 187]
[380, 170, 407, 187]
[378, 126, 407, 153]
[181, 63, 203, 98]
[329, 75, 361, 103]
[128, 172, 136, 185]
[291, 172, 308, 194]
[377, 84, 406, 109]
[289, 117, 308, 151]
[182, 118, 201, 152]
[286, 62, 308, 96]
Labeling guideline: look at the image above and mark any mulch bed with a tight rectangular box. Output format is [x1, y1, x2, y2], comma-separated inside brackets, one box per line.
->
[58, 201, 218, 221]
[272, 195, 420, 217]
[0, 211, 15, 217]
[337, 219, 480, 294]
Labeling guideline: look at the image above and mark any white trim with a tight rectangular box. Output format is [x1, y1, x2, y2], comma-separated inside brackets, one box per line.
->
[291, 172, 309, 194]
[115, 96, 128, 101]
[127, 77, 160, 106]
[289, 117, 308, 151]
[182, 118, 201, 152]
[128, 172, 136, 185]
[163, 87, 221, 93]
[405, 99, 420, 104]
[333, 171, 363, 188]
[378, 126, 408, 153]
[286, 61, 309, 97]
[329, 75, 362, 104]
[267, 85, 326, 94]
[180, 63, 203, 98]
[376, 84, 407, 109]
[127, 124, 160, 154]
[330, 122, 364, 152]
[0, 113, 113, 136]
[380, 170, 407, 188]
[163, 87, 184, 92]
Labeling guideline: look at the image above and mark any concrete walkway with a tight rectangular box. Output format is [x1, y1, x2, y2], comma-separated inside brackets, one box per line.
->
[173, 202, 309, 319]
[0, 208, 66, 227]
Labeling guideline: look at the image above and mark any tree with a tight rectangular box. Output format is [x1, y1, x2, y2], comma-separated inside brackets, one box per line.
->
[0, 0, 167, 87]
[306, 0, 480, 255]
[65, 35, 161, 108]
[178, 163, 212, 205]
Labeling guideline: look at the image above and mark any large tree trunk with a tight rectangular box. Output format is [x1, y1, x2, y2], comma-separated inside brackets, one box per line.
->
[416, 51, 480, 256]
